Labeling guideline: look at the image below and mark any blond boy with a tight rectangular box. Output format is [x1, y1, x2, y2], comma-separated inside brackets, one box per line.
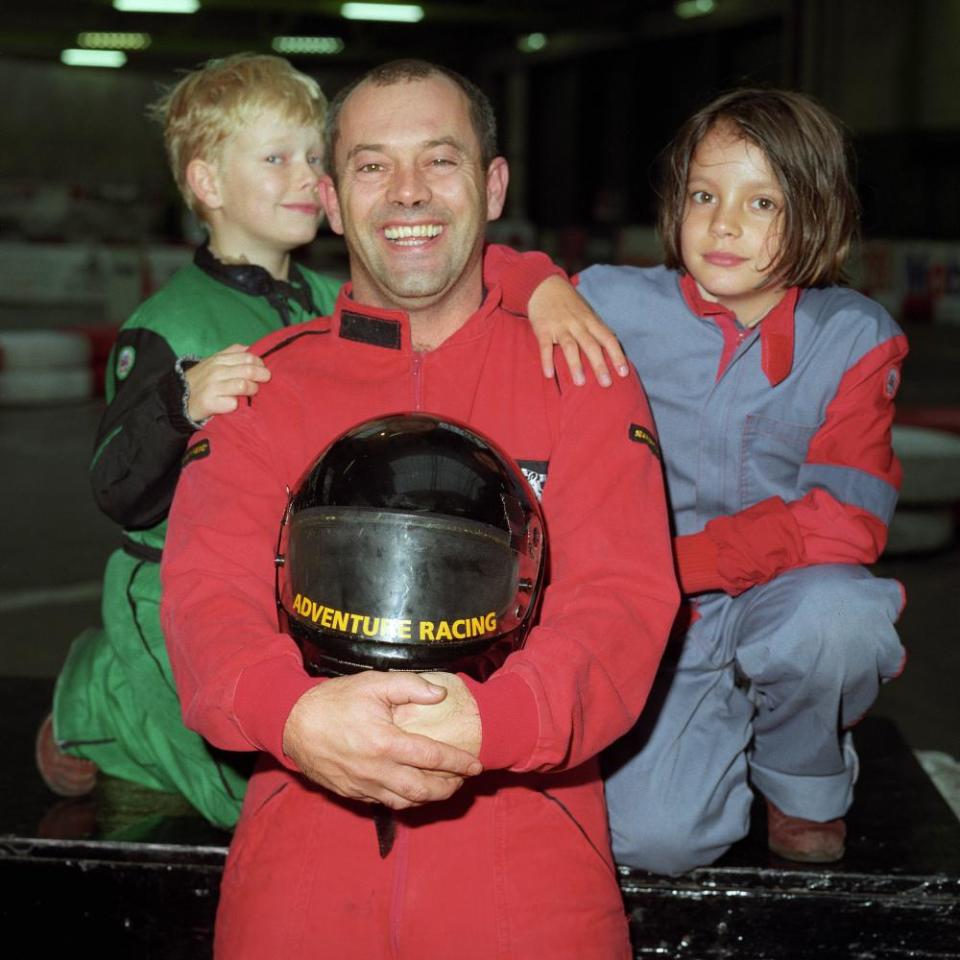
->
[39, 55, 341, 827]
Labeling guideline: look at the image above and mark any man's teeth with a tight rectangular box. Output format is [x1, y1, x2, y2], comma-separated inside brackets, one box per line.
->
[384, 224, 443, 242]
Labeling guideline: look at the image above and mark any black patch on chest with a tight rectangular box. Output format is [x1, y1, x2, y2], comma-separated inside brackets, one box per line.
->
[340, 311, 402, 350]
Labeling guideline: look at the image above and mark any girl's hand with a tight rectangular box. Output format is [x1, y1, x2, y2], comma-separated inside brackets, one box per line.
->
[528, 275, 630, 386]
[184, 343, 271, 422]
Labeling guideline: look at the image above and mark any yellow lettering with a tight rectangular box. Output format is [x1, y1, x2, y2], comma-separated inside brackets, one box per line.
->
[398, 619, 412, 639]
[349, 613, 364, 635]
[484, 611, 497, 632]
[452, 619, 467, 640]
[320, 606, 334, 629]
[292, 593, 303, 614]
[470, 615, 485, 636]
[362, 616, 379, 638]
[332, 609, 348, 632]
[435, 620, 452, 641]
[419, 620, 435, 641]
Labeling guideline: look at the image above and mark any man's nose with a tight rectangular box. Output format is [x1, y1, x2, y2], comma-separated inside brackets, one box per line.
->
[386, 163, 431, 207]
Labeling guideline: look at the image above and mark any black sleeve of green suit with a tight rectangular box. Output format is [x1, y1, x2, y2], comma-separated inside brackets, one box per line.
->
[90, 327, 196, 530]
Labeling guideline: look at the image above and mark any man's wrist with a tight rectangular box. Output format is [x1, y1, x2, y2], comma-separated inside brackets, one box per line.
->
[462, 671, 538, 770]
[233, 654, 322, 769]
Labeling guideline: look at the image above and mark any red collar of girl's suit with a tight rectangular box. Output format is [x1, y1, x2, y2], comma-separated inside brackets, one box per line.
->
[679, 272, 799, 387]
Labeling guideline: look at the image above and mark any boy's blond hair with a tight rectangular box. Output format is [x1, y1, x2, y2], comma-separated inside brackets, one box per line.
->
[151, 53, 327, 216]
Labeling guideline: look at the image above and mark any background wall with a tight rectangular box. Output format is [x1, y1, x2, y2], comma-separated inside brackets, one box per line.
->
[2, 0, 959, 246]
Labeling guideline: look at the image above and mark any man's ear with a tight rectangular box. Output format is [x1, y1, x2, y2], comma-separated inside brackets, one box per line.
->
[318, 175, 345, 237]
[485, 157, 509, 223]
[186, 158, 222, 212]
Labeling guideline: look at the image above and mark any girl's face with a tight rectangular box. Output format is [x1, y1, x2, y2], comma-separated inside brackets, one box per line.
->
[679, 123, 787, 326]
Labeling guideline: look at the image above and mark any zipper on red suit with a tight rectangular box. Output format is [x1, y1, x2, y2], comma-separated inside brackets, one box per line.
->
[389, 821, 410, 957]
[411, 352, 424, 410]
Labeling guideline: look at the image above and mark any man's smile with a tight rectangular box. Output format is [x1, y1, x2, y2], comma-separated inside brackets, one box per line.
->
[383, 223, 445, 244]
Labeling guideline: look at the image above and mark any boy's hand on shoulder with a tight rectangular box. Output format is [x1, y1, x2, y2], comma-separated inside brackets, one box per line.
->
[184, 343, 271, 422]
[528, 275, 630, 387]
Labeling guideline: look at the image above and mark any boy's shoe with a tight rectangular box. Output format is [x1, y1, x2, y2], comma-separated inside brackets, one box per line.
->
[35, 714, 98, 797]
[765, 798, 846, 863]
[37, 797, 98, 840]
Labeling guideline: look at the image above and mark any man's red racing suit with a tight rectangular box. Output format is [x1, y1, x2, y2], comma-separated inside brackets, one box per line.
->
[160, 284, 678, 959]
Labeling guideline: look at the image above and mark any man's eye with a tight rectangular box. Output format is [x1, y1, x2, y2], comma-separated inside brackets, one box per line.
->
[358, 162, 384, 174]
[430, 157, 456, 167]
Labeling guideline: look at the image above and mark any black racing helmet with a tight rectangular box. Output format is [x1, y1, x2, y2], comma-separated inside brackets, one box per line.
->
[276, 413, 546, 681]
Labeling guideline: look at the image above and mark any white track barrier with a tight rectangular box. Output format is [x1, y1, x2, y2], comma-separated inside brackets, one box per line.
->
[0, 330, 96, 405]
[886, 425, 960, 554]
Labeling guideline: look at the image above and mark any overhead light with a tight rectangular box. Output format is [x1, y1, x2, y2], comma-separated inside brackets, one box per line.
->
[517, 32, 548, 53]
[61, 49, 128, 68]
[340, 3, 424, 23]
[78, 31, 151, 50]
[272, 36, 345, 55]
[113, 0, 200, 13]
[674, 0, 716, 18]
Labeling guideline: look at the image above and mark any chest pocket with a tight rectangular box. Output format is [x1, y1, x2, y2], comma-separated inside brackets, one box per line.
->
[739, 414, 818, 509]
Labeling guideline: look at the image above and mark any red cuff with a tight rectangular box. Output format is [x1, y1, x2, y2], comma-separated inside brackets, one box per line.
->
[673, 532, 722, 595]
[462, 671, 539, 770]
[233, 654, 322, 770]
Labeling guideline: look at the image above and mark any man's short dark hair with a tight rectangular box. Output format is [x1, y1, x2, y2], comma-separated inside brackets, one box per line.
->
[657, 88, 860, 288]
[325, 59, 498, 182]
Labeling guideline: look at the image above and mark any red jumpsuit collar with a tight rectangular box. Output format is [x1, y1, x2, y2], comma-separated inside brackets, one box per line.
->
[679, 272, 799, 387]
[332, 283, 503, 352]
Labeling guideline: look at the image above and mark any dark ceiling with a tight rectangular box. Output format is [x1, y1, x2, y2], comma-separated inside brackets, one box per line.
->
[1, 1, 775, 73]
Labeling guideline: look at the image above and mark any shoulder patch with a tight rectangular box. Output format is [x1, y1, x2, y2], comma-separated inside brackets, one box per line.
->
[182, 438, 211, 468]
[629, 423, 661, 459]
[884, 366, 900, 399]
[115, 345, 136, 381]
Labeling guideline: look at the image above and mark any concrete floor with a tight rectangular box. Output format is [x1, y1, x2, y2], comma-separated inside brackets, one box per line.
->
[0, 392, 957, 761]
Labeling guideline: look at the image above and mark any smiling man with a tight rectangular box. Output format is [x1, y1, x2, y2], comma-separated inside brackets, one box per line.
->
[321, 68, 506, 336]
[161, 60, 677, 959]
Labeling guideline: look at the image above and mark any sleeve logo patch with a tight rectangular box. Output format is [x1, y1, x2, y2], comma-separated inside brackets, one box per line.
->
[115, 345, 136, 381]
[182, 438, 211, 467]
[884, 367, 900, 399]
[629, 423, 661, 459]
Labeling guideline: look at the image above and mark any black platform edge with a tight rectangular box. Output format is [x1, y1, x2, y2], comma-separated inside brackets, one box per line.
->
[0, 835, 228, 867]
[620, 865, 960, 959]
